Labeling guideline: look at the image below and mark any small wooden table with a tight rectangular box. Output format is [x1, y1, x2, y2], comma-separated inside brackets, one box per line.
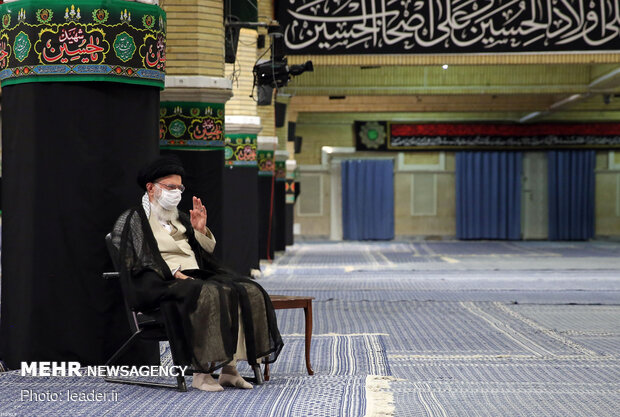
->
[265, 295, 315, 381]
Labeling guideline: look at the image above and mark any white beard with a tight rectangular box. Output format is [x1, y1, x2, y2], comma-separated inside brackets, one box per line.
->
[151, 199, 179, 223]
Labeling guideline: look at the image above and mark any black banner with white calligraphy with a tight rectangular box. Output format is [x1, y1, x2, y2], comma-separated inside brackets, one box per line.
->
[277, 0, 620, 54]
[355, 122, 620, 150]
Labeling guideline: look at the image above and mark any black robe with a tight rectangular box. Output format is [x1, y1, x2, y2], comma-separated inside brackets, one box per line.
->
[110, 207, 283, 372]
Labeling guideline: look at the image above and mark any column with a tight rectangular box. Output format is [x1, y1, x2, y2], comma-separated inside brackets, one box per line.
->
[273, 150, 289, 251]
[285, 159, 298, 246]
[257, 135, 277, 259]
[275, 96, 299, 247]
[0, 0, 166, 367]
[222, 27, 262, 275]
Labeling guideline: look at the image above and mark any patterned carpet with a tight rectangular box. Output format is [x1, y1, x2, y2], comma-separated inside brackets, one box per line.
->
[259, 241, 620, 417]
[1, 241, 619, 416]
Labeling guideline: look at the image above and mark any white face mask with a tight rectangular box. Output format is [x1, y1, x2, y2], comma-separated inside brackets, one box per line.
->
[157, 187, 182, 210]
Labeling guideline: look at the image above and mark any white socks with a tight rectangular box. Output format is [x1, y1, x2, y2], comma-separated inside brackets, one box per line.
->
[192, 366, 253, 391]
[191, 373, 224, 392]
[219, 365, 253, 389]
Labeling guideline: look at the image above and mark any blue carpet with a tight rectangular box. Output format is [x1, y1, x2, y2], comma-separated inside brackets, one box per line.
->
[390, 380, 619, 417]
[1, 241, 619, 416]
[1, 334, 379, 416]
[273, 300, 607, 356]
[0, 372, 366, 417]
[262, 241, 620, 416]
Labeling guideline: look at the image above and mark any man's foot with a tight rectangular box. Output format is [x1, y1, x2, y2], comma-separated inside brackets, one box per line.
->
[250, 269, 262, 279]
[192, 373, 224, 392]
[219, 366, 253, 389]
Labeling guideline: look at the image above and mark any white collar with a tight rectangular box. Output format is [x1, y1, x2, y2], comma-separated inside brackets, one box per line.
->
[142, 192, 151, 219]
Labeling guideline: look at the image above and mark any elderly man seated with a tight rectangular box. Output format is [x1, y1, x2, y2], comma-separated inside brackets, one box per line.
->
[111, 156, 283, 392]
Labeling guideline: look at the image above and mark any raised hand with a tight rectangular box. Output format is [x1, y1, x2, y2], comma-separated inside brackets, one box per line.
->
[190, 196, 208, 235]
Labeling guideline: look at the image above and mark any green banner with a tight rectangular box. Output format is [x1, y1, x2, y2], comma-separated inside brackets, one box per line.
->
[257, 150, 274, 176]
[160, 102, 224, 149]
[224, 134, 257, 167]
[0, 0, 166, 88]
[275, 160, 286, 181]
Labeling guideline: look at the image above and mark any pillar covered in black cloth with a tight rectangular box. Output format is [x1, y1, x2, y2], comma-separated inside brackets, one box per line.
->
[0, 83, 161, 368]
[285, 159, 298, 246]
[219, 132, 260, 275]
[257, 136, 277, 260]
[285, 204, 294, 246]
[258, 176, 275, 260]
[222, 166, 259, 274]
[273, 153, 288, 252]
[0, 0, 167, 369]
[273, 181, 287, 251]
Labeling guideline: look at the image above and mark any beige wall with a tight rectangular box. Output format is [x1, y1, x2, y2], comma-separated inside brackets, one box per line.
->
[595, 151, 620, 237]
[394, 171, 456, 237]
[256, 0, 276, 136]
[164, 0, 224, 77]
[275, 96, 290, 151]
[296, 123, 353, 165]
[225, 28, 257, 117]
[295, 172, 331, 237]
[294, 136, 619, 239]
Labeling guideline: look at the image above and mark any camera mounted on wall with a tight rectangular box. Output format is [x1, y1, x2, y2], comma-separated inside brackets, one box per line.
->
[252, 25, 313, 105]
[224, 2, 313, 107]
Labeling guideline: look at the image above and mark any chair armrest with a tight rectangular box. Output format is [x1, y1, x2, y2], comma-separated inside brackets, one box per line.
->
[103, 272, 120, 280]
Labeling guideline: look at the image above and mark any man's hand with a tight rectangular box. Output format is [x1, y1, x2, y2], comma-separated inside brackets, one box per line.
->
[174, 270, 192, 280]
[190, 196, 208, 235]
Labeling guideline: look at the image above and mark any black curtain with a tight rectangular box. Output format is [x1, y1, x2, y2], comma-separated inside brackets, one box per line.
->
[222, 166, 259, 275]
[0, 82, 160, 369]
[285, 204, 294, 246]
[258, 176, 274, 260]
[273, 181, 287, 251]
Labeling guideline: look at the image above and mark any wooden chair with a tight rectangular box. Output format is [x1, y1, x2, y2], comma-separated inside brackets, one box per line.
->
[264, 295, 315, 381]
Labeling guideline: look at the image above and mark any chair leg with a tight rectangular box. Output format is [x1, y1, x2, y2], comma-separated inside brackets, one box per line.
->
[304, 303, 315, 376]
[253, 364, 264, 385]
[176, 374, 187, 392]
[105, 331, 143, 366]
[264, 363, 270, 381]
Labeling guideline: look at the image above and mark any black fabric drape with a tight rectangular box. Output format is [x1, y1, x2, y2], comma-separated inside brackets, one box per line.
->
[273, 181, 286, 251]
[0, 82, 160, 369]
[257, 176, 274, 260]
[285, 204, 294, 246]
[222, 166, 259, 275]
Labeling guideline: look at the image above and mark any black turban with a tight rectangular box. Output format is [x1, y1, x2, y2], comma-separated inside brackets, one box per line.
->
[137, 155, 185, 190]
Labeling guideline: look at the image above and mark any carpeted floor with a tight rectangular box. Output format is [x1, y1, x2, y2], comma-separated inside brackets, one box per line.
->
[259, 241, 620, 417]
[1, 240, 619, 416]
